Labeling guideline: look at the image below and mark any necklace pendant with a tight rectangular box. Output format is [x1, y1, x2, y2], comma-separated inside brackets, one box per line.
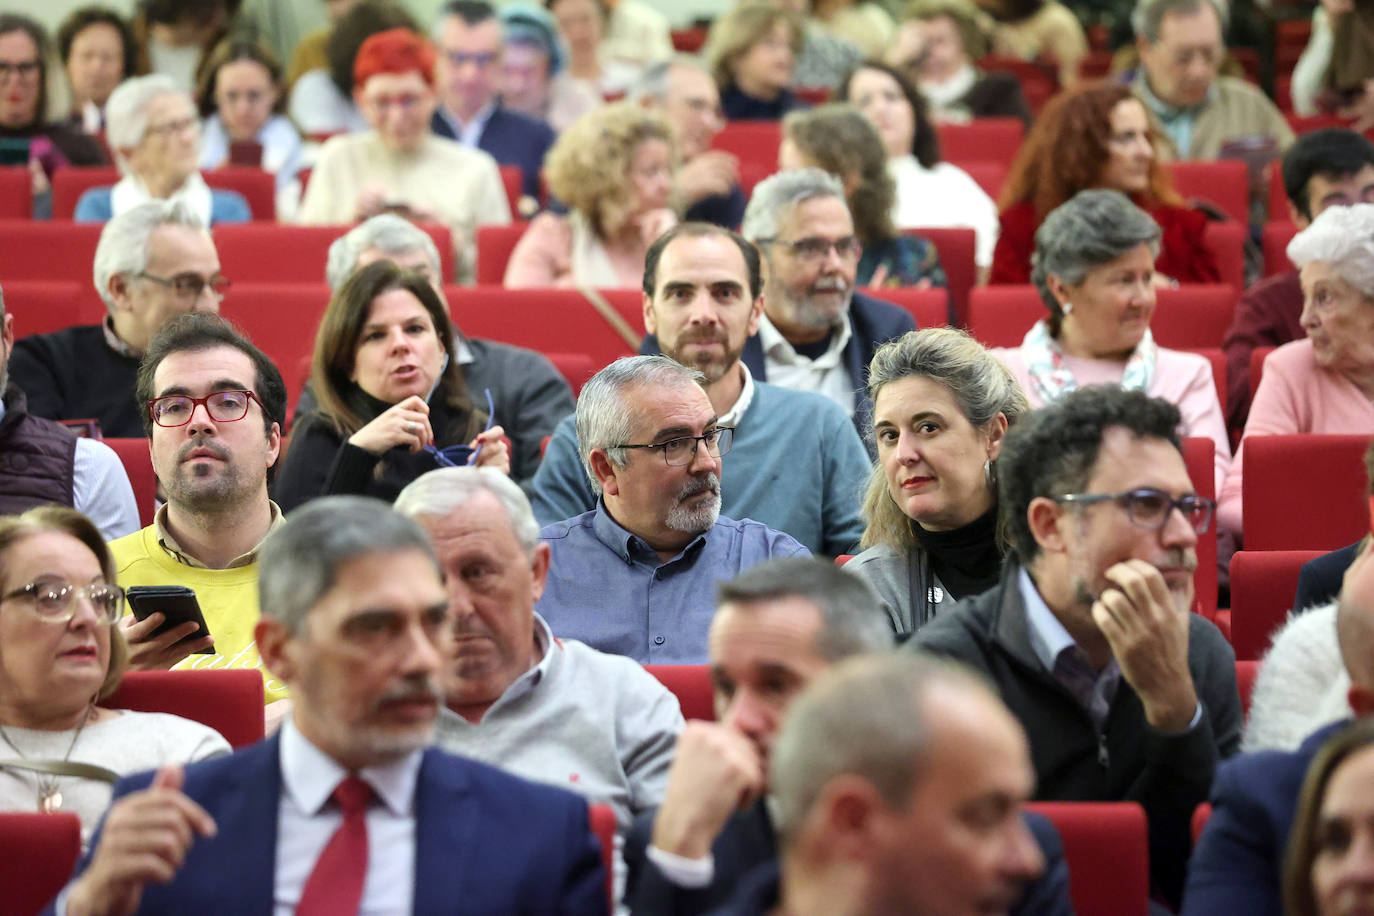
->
[39, 789, 62, 813]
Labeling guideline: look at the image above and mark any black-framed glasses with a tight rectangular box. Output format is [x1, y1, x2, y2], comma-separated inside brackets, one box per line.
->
[615, 427, 734, 467]
[136, 271, 231, 300]
[0, 60, 40, 81]
[757, 235, 862, 262]
[148, 389, 262, 428]
[1054, 487, 1216, 535]
[425, 388, 495, 467]
[1, 580, 125, 624]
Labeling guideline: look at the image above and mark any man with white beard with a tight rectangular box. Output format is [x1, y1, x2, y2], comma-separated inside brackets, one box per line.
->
[535, 356, 810, 664]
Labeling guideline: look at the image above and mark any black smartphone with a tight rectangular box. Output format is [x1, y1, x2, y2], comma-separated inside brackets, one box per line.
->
[126, 585, 214, 653]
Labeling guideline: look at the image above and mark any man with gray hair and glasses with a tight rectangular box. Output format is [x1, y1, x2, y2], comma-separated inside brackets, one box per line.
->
[291, 213, 573, 490]
[537, 355, 809, 664]
[646, 167, 914, 430]
[9, 199, 226, 438]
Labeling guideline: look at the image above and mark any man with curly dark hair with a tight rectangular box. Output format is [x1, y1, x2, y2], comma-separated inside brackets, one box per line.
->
[908, 384, 1241, 909]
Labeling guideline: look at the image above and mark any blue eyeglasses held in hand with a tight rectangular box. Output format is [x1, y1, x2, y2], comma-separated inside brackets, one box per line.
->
[424, 388, 495, 468]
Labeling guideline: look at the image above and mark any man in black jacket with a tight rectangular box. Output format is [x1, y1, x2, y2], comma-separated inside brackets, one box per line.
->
[909, 386, 1242, 908]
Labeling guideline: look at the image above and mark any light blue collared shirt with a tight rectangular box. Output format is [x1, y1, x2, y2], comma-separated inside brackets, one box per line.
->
[1135, 74, 1217, 159]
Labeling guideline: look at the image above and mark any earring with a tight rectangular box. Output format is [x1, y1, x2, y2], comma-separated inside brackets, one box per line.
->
[984, 458, 994, 488]
[1062, 301, 1074, 315]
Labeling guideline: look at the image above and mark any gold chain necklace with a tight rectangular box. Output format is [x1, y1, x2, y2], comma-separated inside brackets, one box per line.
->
[0, 705, 95, 813]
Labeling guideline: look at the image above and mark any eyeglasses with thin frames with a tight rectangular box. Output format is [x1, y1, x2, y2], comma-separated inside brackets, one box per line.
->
[425, 388, 495, 467]
[0, 60, 40, 81]
[136, 271, 231, 301]
[757, 236, 862, 263]
[614, 427, 735, 467]
[148, 389, 264, 428]
[1, 580, 125, 624]
[1054, 487, 1216, 535]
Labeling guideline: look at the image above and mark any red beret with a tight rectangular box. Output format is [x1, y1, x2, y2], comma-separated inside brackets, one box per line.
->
[353, 28, 436, 90]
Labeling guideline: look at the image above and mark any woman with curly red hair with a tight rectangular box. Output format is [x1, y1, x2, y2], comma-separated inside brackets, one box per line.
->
[990, 81, 1219, 285]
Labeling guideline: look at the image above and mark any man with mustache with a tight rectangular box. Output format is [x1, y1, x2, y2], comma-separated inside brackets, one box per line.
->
[531, 222, 870, 557]
[108, 313, 292, 708]
[56, 496, 607, 914]
[536, 355, 810, 663]
[908, 385, 1242, 909]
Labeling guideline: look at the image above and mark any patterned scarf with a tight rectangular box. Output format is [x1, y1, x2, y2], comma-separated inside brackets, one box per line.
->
[1020, 319, 1157, 404]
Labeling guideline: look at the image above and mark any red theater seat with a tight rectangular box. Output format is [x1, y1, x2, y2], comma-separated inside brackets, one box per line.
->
[1262, 222, 1297, 276]
[1237, 659, 1258, 718]
[0, 812, 82, 916]
[215, 223, 454, 285]
[52, 166, 276, 220]
[1228, 550, 1326, 660]
[1166, 160, 1250, 226]
[446, 286, 643, 367]
[546, 352, 599, 396]
[935, 117, 1025, 170]
[0, 165, 32, 218]
[224, 282, 332, 413]
[1204, 220, 1246, 291]
[0, 220, 104, 285]
[1183, 437, 1219, 618]
[710, 121, 783, 163]
[907, 227, 976, 327]
[499, 165, 524, 220]
[1025, 801, 1149, 916]
[860, 286, 950, 328]
[960, 160, 1008, 202]
[1242, 434, 1372, 550]
[645, 664, 714, 721]
[102, 669, 266, 748]
[476, 222, 528, 286]
[104, 437, 156, 527]
[4, 281, 93, 338]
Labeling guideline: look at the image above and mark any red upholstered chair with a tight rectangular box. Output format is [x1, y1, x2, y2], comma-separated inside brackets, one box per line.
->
[907, 227, 976, 327]
[1204, 220, 1246, 291]
[3, 281, 94, 338]
[0, 220, 104, 284]
[1237, 659, 1259, 718]
[1228, 550, 1325, 660]
[1249, 345, 1275, 400]
[645, 664, 714, 721]
[476, 222, 528, 285]
[0, 812, 82, 916]
[1262, 222, 1298, 276]
[446, 286, 643, 367]
[202, 167, 275, 220]
[1242, 434, 1372, 550]
[499, 165, 524, 220]
[966, 285, 1042, 347]
[1267, 168, 1290, 224]
[224, 282, 332, 416]
[1166, 160, 1250, 226]
[0, 165, 32, 218]
[101, 669, 266, 749]
[50, 165, 118, 217]
[1182, 437, 1219, 618]
[859, 286, 950, 328]
[104, 437, 157, 527]
[1025, 801, 1149, 916]
[588, 803, 617, 915]
[936, 118, 1025, 171]
[737, 158, 774, 200]
[215, 223, 454, 285]
[546, 351, 599, 396]
[959, 160, 1008, 202]
[710, 121, 783, 165]
[671, 27, 707, 53]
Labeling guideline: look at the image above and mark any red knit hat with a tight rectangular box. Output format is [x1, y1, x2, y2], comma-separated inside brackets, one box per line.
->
[353, 28, 436, 89]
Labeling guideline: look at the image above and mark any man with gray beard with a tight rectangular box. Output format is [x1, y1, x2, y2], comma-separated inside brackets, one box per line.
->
[535, 355, 810, 664]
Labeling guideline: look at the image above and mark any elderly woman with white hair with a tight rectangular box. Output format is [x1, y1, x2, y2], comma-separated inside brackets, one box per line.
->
[991, 189, 1231, 494]
[72, 74, 250, 225]
[1218, 204, 1374, 538]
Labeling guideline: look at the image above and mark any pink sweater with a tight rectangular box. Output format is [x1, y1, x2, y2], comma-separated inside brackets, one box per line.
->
[994, 345, 1232, 495]
[1219, 338, 1374, 537]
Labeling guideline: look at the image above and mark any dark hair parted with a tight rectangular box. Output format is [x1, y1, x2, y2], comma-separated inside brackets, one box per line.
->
[439, 0, 498, 26]
[1282, 129, 1374, 223]
[837, 60, 941, 168]
[325, 0, 419, 97]
[997, 386, 1182, 563]
[0, 14, 52, 130]
[642, 222, 762, 300]
[135, 312, 287, 440]
[782, 103, 897, 247]
[57, 7, 137, 79]
[309, 259, 477, 438]
[196, 38, 285, 119]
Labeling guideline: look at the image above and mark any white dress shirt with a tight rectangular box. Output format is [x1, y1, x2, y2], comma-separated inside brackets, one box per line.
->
[757, 312, 856, 415]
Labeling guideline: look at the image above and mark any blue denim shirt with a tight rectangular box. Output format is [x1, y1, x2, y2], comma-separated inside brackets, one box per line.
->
[536, 502, 810, 664]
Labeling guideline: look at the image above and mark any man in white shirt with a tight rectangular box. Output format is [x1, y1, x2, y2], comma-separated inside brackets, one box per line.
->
[58, 495, 608, 915]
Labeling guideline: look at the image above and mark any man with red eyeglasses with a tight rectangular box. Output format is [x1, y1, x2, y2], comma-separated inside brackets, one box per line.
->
[108, 312, 292, 714]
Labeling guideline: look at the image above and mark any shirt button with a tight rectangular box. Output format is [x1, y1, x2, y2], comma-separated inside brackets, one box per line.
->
[654, 635, 665, 645]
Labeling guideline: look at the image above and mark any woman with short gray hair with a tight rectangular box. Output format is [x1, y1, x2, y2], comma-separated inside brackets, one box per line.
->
[993, 189, 1231, 494]
[847, 327, 1027, 636]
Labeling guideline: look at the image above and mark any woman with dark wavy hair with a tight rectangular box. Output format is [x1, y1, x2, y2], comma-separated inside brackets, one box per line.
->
[991, 81, 1219, 285]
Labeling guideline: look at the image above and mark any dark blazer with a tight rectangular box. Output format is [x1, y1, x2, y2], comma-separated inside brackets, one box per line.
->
[623, 799, 1071, 916]
[1295, 541, 1362, 613]
[431, 104, 556, 202]
[51, 735, 607, 915]
[1181, 718, 1349, 916]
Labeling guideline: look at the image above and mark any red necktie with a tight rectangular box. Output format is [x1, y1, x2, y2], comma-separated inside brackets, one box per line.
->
[297, 775, 373, 916]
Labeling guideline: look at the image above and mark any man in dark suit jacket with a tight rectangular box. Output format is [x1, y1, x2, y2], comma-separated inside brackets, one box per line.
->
[53, 497, 606, 915]
[430, 1, 556, 208]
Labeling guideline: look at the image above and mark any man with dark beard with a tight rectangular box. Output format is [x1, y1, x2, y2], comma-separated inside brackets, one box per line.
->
[531, 223, 869, 556]
[109, 313, 291, 709]
[535, 355, 810, 664]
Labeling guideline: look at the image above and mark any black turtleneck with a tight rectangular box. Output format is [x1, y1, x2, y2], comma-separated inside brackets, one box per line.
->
[910, 507, 1002, 601]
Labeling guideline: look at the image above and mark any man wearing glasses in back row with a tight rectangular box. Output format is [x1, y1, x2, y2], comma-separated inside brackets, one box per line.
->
[908, 385, 1242, 911]
[9, 199, 228, 439]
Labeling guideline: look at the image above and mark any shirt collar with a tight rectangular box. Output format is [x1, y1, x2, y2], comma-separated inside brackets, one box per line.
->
[455, 333, 475, 366]
[279, 717, 422, 818]
[717, 363, 755, 428]
[101, 314, 138, 359]
[154, 500, 284, 568]
[1135, 73, 1215, 121]
[757, 311, 852, 369]
[438, 100, 497, 139]
[590, 499, 710, 566]
[491, 613, 555, 708]
[1018, 565, 1081, 674]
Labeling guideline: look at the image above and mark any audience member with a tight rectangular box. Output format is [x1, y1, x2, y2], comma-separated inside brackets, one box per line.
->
[56, 7, 137, 135]
[396, 468, 681, 878]
[1128, 0, 1292, 161]
[537, 356, 809, 663]
[297, 27, 510, 283]
[74, 74, 252, 225]
[839, 60, 1001, 282]
[807, 0, 896, 59]
[497, 3, 601, 132]
[112, 314, 290, 706]
[548, 0, 647, 100]
[56, 496, 608, 914]
[1288, 0, 1371, 119]
[1219, 203, 1374, 539]
[282, 0, 360, 88]
[632, 57, 744, 229]
[196, 39, 304, 217]
[886, 0, 1032, 124]
[780, 104, 948, 291]
[848, 328, 1027, 637]
[1223, 128, 1374, 433]
[737, 168, 918, 423]
[1283, 720, 1374, 916]
[770, 0, 863, 91]
[538, 223, 870, 556]
[750, 654, 1050, 916]
[973, 0, 1087, 88]
[1184, 522, 1374, 915]
[287, 0, 418, 136]
[992, 81, 1219, 285]
[275, 260, 509, 511]
[0, 285, 138, 540]
[129, 0, 238, 96]
[504, 101, 676, 289]
[0, 506, 229, 844]
[429, 1, 556, 207]
[9, 201, 225, 439]
[291, 214, 573, 492]
[624, 557, 1071, 916]
[707, 3, 807, 121]
[909, 385, 1241, 906]
[598, 0, 674, 71]
[993, 189, 1231, 493]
